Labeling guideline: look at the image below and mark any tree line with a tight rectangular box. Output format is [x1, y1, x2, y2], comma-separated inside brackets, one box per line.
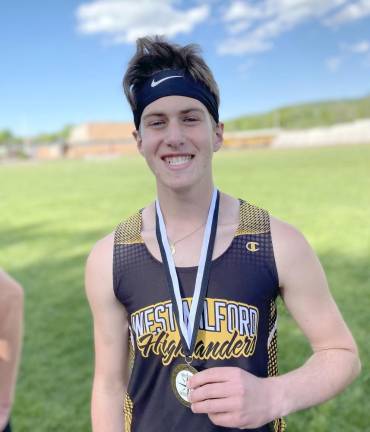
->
[0, 125, 73, 146]
[224, 94, 370, 131]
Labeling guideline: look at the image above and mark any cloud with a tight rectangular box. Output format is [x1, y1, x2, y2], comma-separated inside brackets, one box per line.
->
[219, 36, 272, 55]
[325, 0, 370, 25]
[325, 39, 369, 72]
[224, 1, 260, 22]
[76, 0, 209, 43]
[346, 40, 370, 53]
[217, 0, 370, 55]
[76, 0, 370, 58]
[326, 56, 343, 72]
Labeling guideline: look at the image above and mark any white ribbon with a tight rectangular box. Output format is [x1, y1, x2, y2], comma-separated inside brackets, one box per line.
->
[155, 188, 218, 350]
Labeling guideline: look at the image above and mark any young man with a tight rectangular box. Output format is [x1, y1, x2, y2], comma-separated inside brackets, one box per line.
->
[0, 270, 23, 432]
[85, 36, 361, 431]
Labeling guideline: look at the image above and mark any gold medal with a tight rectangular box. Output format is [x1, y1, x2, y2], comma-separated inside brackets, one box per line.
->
[171, 363, 197, 407]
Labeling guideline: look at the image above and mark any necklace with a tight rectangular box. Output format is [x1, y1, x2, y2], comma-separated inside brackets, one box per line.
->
[169, 222, 205, 255]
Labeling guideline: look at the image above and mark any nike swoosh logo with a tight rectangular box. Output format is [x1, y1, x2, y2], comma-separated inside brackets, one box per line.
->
[151, 75, 183, 87]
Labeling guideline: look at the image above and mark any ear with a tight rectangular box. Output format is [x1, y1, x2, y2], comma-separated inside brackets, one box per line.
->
[213, 122, 224, 152]
[133, 129, 144, 156]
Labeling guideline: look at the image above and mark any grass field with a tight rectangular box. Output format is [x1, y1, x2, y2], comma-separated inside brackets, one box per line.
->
[1, 144, 369, 431]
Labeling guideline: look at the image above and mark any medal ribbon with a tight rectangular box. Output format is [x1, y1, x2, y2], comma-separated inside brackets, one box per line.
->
[155, 188, 220, 356]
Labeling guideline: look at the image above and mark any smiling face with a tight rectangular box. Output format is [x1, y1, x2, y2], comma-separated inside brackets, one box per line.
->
[134, 95, 223, 194]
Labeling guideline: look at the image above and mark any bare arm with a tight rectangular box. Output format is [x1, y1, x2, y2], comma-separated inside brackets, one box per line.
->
[269, 217, 361, 417]
[188, 218, 361, 429]
[85, 234, 129, 432]
[0, 270, 23, 430]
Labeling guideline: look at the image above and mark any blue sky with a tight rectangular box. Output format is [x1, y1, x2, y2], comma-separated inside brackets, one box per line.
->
[1, 0, 370, 137]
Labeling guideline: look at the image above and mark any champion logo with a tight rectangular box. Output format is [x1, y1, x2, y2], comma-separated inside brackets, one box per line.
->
[151, 75, 183, 87]
[246, 241, 259, 252]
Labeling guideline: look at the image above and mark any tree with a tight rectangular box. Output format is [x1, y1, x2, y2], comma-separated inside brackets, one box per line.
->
[0, 130, 20, 145]
[33, 124, 73, 144]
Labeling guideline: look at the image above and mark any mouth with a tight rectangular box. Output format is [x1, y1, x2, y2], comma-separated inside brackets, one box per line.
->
[161, 154, 194, 167]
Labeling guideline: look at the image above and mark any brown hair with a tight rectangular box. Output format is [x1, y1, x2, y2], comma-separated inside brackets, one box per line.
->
[123, 36, 220, 111]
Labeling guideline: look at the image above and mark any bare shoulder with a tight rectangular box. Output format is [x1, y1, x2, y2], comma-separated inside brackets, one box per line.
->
[219, 192, 240, 225]
[270, 215, 312, 260]
[0, 269, 23, 302]
[270, 216, 308, 249]
[85, 232, 115, 304]
[86, 232, 115, 268]
[269, 216, 320, 293]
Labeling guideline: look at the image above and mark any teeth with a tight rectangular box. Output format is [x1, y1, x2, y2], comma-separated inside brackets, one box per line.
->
[165, 155, 192, 166]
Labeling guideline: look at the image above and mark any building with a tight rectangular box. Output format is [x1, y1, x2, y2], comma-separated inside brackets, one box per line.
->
[64, 122, 137, 158]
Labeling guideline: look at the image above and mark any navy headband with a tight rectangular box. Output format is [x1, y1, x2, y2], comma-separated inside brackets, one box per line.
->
[132, 69, 219, 129]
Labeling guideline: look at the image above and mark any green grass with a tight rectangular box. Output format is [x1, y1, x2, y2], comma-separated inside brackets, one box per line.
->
[1, 145, 369, 431]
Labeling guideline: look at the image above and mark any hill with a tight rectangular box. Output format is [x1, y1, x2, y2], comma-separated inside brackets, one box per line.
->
[224, 94, 370, 131]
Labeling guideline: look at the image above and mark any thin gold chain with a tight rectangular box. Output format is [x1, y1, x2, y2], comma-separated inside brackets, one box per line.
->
[167, 221, 239, 255]
[169, 223, 205, 255]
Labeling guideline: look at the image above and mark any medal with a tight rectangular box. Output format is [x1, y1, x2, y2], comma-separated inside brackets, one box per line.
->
[156, 188, 220, 406]
[171, 362, 198, 407]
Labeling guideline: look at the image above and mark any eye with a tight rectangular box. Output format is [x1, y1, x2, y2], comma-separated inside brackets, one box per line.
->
[183, 116, 200, 123]
[148, 119, 165, 127]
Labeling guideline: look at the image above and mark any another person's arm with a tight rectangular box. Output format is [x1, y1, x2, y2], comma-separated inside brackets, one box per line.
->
[0, 270, 23, 431]
[188, 218, 361, 429]
[85, 234, 129, 432]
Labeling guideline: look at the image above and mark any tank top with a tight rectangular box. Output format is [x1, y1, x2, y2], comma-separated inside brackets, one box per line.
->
[113, 199, 286, 431]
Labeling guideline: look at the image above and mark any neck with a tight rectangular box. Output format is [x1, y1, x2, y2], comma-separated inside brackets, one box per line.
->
[156, 182, 215, 227]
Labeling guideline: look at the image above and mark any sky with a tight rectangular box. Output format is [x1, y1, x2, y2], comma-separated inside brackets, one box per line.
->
[1, 0, 370, 137]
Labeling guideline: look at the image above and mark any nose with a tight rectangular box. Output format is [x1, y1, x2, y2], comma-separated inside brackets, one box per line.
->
[163, 120, 184, 148]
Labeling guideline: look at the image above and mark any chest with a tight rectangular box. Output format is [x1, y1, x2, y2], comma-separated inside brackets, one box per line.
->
[118, 233, 278, 317]
[141, 222, 238, 267]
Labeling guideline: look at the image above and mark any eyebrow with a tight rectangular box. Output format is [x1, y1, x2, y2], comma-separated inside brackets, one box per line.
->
[142, 108, 205, 120]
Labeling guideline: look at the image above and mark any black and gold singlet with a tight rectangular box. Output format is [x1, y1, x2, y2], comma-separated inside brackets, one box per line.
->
[113, 200, 286, 431]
